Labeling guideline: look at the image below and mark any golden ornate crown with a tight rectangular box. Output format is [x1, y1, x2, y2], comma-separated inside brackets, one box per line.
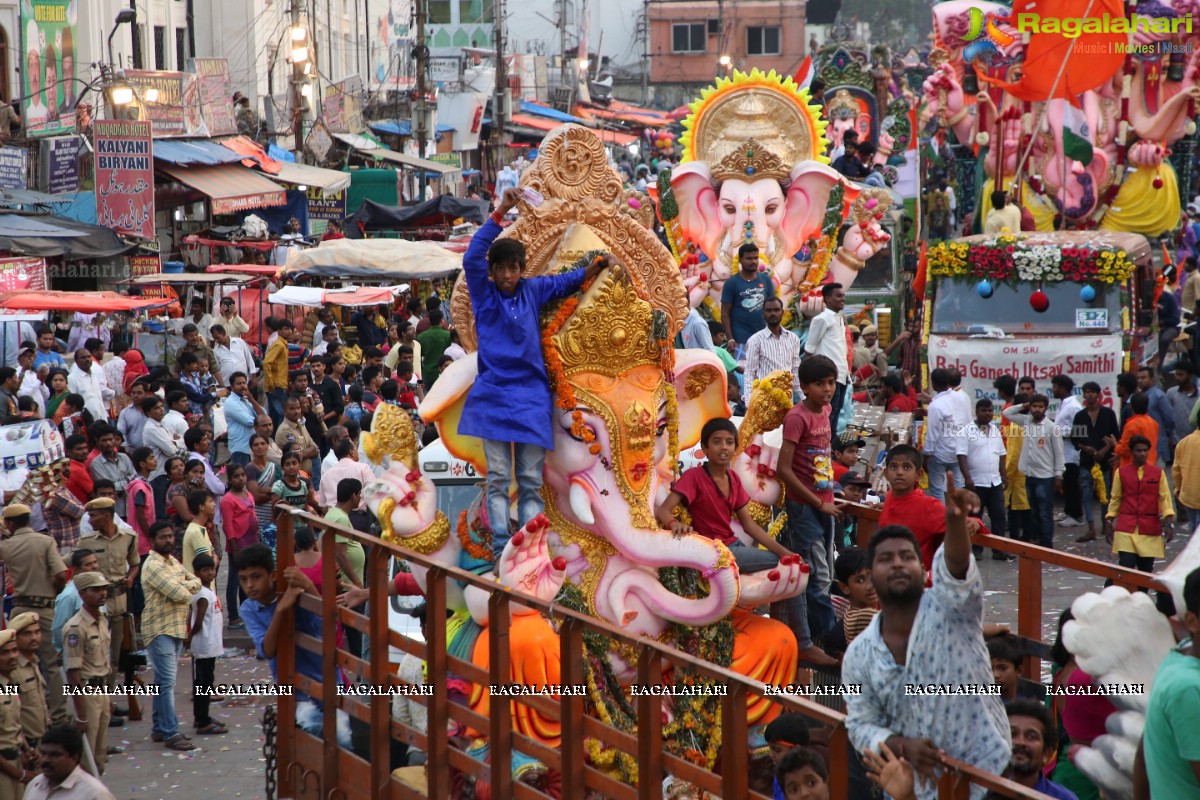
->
[826, 89, 859, 121]
[554, 266, 658, 377]
[713, 138, 788, 183]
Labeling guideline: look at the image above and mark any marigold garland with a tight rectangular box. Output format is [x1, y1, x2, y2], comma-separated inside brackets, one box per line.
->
[457, 509, 493, 561]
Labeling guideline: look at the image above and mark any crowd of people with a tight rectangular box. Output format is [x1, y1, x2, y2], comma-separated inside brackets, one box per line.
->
[0, 279, 472, 791]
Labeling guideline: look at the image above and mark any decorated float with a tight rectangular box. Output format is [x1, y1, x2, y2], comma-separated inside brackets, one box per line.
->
[350, 83, 890, 790]
[921, 0, 1200, 236]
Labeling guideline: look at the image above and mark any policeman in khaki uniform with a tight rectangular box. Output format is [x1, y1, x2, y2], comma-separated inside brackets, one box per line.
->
[8, 614, 47, 754]
[0, 628, 33, 799]
[77, 498, 139, 692]
[0, 505, 68, 729]
[62, 573, 112, 775]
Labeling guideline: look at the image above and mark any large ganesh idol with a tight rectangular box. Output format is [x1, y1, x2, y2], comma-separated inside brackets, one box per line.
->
[924, 0, 1199, 234]
[362, 125, 805, 786]
[666, 69, 893, 314]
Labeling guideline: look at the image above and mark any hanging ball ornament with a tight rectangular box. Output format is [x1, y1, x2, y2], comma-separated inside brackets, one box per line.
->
[977, 279, 994, 298]
[1153, 175, 1164, 189]
[1080, 284, 1096, 302]
[1030, 289, 1050, 312]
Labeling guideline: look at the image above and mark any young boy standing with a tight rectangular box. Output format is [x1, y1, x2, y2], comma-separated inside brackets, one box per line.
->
[1104, 435, 1175, 575]
[655, 418, 795, 573]
[777, 354, 842, 666]
[188, 553, 227, 735]
[878, 444, 949, 581]
[460, 188, 609, 564]
[183, 490, 217, 576]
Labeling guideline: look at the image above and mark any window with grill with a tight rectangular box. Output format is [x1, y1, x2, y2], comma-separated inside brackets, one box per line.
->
[176, 28, 188, 69]
[672, 23, 705, 53]
[153, 26, 166, 69]
[459, 0, 494, 23]
[746, 25, 780, 56]
[429, 0, 452, 24]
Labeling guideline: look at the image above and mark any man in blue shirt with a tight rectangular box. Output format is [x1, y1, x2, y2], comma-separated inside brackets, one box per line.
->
[222, 372, 260, 467]
[1137, 366, 1175, 464]
[237, 543, 351, 747]
[462, 188, 609, 563]
[33, 326, 66, 371]
[1005, 700, 1079, 800]
[720, 243, 775, 351]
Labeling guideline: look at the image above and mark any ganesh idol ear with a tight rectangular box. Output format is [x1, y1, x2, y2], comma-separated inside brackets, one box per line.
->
[673, 350, 731, 450]
[780, 162, 861, 258]
[418, 352, 487, 475]
[670, 162, 722, 258]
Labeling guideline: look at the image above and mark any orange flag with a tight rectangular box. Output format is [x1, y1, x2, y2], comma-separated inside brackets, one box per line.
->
[912, 241, 929, 299]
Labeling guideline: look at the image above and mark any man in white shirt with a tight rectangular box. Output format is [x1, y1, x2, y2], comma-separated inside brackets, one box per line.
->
[1051, 374, 1085, 528]
[963, 397, 1011, 561]
[744, 297, 802, 399]
[312, 306, 335, 349]
[141, 396, 181, 480]
[211, 324, 257, 388]
[804, 283, 850, 441]
[17, 349, 49, 417]
[174, 296, 213, 336]
[67, 349, 109, 421]
[211, 296, 250, 340]
[102, 343, 128, 402]
[84, 338, 116, 414]
[923, 368, 971, 503]
[1003, 394, 1065, 549]
[163, 391, 190, 439]
[66, 312, 108, 354]
[948, 368, 973, 427]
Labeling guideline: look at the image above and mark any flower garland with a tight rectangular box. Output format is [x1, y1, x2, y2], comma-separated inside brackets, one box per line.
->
[927, 236, 1136, 284]
[457, 509, 492, 561]
[542, 274, 599, 451]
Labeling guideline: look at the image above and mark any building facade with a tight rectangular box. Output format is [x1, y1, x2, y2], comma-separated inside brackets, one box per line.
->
[647, 0, 806, 106]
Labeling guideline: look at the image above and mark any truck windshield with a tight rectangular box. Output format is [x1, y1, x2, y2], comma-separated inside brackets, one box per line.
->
[931, 278, 1121, 335]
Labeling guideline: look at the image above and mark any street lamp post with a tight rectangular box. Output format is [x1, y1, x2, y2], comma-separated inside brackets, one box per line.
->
[290, 11, 309, 160]
[107, 8, 137, 72]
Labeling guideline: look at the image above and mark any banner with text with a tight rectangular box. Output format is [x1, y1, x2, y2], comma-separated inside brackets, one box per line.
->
[21, 0, 76, 136]
[0, 258, 47, 291]
[94, 120, 155, 240]
[926, 334, 1125, 414]
[130, 253, 166, 299]
[125, 71, 188, 137]
[305, 186, 347, 220]
[40, 135, 81, 194]
[190, 58, 237, 136]
[0, 146, 27, 189]
[323, 75, 362, 133]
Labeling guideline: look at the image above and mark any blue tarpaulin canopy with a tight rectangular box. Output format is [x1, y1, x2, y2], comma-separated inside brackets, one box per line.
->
[519, 101, 588, 124]
[152, 139, 245, 166]
[0, 215, 87, 237]
[0, 214, 135, 258]
[368, 120, 457, 136]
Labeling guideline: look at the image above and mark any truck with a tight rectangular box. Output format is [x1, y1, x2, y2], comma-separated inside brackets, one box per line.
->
[924, 231, 1159, 413]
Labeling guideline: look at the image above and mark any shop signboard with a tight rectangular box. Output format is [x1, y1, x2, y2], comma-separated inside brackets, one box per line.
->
[190, 57, 237, 136]
[21, 0, 77, 136]
[0, 146, 27, 189]
[40, 135, 81, 194]
[94, 120, 155, 240]
[0, 257, 48, 291]
[305, 186, 347, 220]
[125, 70, 187, 136]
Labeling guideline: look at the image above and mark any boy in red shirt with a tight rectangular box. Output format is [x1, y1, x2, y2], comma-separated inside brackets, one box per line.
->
[832, 433, 865, 483]
[880, 444, 985, 583]
[777, 354, 842, 666]
[656, 418, 793, 573]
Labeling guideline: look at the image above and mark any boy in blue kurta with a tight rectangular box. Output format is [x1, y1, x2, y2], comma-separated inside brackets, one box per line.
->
[463, 188, 610, 562]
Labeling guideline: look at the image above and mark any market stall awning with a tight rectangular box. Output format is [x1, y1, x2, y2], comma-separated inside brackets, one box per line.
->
[271, 162, 351, 197]
[0, 290, 171, 313]
[128, 272, 257, 285]
[153, 140, 244, 166]
[509, 114, 560, 133]
[267, 285, 403, 307]
[576, 104, 670, 128]
[206, 264, 283, 275]
[520, 101, 590, 125]
[0, 189, 64, 207]
[346, 196, 489, 236]
[159, 164, 288, 215]
[333, 133, 461, 175]
[368, 120, 457, 136]
[282, 238, 463, 280]
[0, 215, 135, 259]
[593, 128, 640, 147]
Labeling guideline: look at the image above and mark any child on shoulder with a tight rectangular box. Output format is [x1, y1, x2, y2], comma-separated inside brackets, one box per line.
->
[460, 187, 610, 564]
[655, 418, 794, 572]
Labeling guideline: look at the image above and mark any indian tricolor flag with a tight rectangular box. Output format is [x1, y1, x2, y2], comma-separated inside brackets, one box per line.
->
[1059, 98, 1093, 166]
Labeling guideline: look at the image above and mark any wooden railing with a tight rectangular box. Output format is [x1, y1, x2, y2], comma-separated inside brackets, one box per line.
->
[270, 504, 1150, 800]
